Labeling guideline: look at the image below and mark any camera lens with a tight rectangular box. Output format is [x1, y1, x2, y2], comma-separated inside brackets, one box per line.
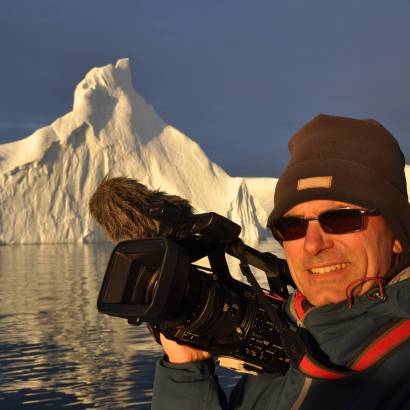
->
[125, 266, 159, 305]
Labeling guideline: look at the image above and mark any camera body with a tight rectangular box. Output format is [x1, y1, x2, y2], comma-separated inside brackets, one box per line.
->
[97, 212, 291, 374]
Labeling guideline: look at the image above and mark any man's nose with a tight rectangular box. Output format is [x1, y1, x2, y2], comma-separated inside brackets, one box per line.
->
[303, 221, 333, 255]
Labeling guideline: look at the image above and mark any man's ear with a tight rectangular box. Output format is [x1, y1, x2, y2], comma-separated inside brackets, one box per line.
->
[393, 239, 403, 254]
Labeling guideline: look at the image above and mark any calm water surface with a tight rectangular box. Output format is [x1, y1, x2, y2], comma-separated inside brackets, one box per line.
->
[0, 243, 276, 409]
[0, 244, 166, 409]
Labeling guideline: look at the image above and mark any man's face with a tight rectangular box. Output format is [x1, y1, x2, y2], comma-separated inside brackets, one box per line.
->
[283, 200, 402, 306]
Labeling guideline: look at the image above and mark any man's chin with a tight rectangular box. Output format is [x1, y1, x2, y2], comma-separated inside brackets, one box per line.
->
[301, 275, 353, 306]
[304, 291, 347, 307]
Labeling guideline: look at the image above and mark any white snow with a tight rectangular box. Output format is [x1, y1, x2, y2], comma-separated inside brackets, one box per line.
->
[0, 59, 409, 245]
[0, 59, 272, 244]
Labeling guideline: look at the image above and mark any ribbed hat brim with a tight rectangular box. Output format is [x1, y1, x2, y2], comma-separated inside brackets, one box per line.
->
[268, 158, 410, 251]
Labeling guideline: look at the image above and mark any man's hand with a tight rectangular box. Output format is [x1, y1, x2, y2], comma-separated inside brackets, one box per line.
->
[160, 333, 211, 363]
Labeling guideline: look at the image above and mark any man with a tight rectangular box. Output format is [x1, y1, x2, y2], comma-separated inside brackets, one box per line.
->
[151, 114, 410, 409]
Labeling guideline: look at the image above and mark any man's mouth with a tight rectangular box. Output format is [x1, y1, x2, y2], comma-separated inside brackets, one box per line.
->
[309, 263, 349, 274]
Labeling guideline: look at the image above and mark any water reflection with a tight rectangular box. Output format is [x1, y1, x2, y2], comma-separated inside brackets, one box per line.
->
[0, 244, 162, 409]
[0, 240, 282, 409]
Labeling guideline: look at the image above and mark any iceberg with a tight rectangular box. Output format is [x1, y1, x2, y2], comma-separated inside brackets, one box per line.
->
[0, 59, 273, 244]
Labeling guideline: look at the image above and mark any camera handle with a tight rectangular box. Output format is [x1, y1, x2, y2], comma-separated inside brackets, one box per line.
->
[227, 243, 293, 296]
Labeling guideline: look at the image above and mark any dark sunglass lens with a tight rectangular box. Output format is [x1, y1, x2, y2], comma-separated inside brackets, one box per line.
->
[319, 209, 363, 234]
[272, 217, 307, 241]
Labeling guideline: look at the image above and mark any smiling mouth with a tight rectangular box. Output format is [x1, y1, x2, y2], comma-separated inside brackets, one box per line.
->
[309, 263, 349, 274]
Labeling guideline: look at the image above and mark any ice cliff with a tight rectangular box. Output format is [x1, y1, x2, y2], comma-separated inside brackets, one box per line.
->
[0, 59, 274, 244]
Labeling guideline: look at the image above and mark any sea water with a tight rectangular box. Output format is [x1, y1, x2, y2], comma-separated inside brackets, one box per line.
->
[0, 240, 281, 409]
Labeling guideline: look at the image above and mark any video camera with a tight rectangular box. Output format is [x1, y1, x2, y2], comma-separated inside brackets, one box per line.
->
[97, 208, 296, 374]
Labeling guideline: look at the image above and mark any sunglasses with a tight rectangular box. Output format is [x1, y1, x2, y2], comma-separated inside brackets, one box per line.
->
[269, 207, 380, 242]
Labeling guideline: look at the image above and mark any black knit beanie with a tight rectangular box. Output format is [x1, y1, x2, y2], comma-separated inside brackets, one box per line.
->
[268, 114, 410, 252]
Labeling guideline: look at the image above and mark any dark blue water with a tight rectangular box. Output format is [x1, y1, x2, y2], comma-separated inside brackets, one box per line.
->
[0, 244, 246, 409]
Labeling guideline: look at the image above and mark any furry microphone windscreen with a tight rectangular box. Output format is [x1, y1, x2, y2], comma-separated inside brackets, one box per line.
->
[89, 177, 194, 242]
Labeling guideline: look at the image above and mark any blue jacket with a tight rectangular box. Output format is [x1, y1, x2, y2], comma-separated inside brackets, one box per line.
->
[152, 270, 410, 409]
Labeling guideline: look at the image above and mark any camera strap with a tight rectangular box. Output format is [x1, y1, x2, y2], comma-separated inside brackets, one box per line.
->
[235, 240, 307, 368]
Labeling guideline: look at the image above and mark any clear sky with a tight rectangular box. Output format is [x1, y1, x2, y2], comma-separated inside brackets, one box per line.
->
[1, 0, 409, 176]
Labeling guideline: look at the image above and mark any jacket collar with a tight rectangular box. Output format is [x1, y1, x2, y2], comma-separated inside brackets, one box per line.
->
[286, 272, 410, 367]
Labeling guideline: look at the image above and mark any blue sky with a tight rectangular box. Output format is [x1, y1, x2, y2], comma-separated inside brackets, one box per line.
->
[1, 0, 409, 176]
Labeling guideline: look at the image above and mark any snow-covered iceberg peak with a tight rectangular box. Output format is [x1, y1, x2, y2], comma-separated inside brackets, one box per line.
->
[71, 58, 165, 146]
[0, 59, 273, 244]
[228, 180, 267, 242]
